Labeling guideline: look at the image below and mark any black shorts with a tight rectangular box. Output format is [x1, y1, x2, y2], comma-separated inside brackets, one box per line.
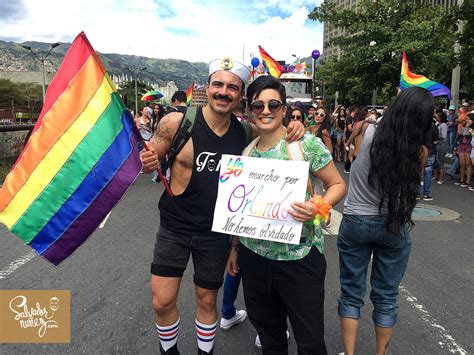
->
[151, 225, 230, 290]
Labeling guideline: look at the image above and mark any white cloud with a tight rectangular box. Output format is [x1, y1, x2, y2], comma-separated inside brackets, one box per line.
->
[0, 0, 324, 65]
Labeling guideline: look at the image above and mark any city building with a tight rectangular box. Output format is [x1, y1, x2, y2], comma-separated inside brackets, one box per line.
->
[155, 81, 179, 103]
[322, 0, 359, 60]
[0, 71, 55, 85]
[190, 86, 208, 107]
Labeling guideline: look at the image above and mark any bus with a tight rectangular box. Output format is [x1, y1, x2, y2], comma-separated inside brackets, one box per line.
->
[280, 72, 313, 111]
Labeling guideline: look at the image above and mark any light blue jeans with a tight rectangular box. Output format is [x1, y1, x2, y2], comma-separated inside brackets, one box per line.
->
[422, 155, 436, 196]
[338, 214, 411, 328]
[448, 130, 457, 155]
[448, 156, 459, 176]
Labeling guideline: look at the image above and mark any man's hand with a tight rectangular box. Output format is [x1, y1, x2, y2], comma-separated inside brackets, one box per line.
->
[226, 247, 239, 276]
[286, 120, 305, 142]
[140, 149, 159, 174]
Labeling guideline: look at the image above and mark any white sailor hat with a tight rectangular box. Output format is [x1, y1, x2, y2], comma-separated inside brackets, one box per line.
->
[208, 57, 251, 84]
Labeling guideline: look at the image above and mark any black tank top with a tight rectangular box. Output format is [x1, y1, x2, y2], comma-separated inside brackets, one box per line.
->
[159, 107, 247, 235]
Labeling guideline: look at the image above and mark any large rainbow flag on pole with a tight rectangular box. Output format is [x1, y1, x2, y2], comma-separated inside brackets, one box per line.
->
[400, 52, 451, 99]
[186, 81, 194, 106]
[0, 32, 142, 266]
[258, 45, 285, 78]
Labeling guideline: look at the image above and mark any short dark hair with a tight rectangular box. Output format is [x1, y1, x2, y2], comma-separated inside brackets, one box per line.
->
[246, 75, 286, 108]
[171, 91, 187, 103]
[437, 111, 448, 123]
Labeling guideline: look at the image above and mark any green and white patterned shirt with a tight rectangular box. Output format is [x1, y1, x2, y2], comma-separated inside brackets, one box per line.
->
[240, 132, 332, 261]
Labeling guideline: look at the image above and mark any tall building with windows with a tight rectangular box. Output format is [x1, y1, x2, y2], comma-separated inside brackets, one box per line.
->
[322, 0, 359, 60]
[190, 87, 208, 107]
[322, 0, 460, 60]
[424, 0, 459, 9]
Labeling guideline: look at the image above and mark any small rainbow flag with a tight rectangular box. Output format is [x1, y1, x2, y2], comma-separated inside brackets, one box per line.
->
[186, 81, 194, 106]
[400, 52, 451, 99]
[258, 45, 285, 78]
[0, 32, 142, 266]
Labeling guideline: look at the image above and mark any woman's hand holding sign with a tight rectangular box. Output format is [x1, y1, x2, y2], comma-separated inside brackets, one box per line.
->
[289, 200, 318, 222]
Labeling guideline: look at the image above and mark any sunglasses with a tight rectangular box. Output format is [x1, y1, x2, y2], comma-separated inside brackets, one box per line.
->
[315, 112, 326, 117]
[290, 115, 302, 120]
[250, 99, 283, 115]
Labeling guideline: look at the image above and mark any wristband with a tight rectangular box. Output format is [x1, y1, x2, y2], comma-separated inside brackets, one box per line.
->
[309, 195, 332, 227]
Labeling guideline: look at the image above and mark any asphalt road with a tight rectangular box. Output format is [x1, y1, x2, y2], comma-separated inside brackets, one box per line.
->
[0, 163, 472, 354]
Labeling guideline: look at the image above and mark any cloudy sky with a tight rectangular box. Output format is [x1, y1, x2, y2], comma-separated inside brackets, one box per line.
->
[0, 0, 324, 65]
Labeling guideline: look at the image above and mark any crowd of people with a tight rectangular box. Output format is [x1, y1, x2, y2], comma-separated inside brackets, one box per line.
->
[133, 89, 189, 140]
[282, 99, 474, 200]
[137, 56, 472, 355]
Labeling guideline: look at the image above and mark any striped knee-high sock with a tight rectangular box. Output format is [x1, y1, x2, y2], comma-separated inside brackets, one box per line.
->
[156, 318, 180, 351]
[195, 319, 217, 353]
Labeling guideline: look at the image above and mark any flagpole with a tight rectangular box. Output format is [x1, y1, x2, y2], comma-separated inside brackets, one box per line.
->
[125, 110, 173, 196]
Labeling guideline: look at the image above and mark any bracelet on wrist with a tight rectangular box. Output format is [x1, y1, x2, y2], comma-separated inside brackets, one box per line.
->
[309, 195, 332, 227]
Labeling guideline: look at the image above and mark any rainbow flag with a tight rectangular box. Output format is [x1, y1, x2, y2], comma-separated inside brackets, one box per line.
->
[400, 52, 451, 99]
[186, 81, 194, 106]
[258, 45, 285, 78]
[0, 32, 142, 266]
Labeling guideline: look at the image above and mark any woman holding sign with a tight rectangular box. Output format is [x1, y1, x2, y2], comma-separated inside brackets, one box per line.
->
[227, 75, 346, 354]
[337, 87, 435, 355]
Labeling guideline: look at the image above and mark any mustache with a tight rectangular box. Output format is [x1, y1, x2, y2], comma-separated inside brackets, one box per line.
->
[213, 94, 232, 102]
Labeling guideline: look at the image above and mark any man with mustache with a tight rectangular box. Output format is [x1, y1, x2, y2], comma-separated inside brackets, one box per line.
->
[140, 57, 304, 355]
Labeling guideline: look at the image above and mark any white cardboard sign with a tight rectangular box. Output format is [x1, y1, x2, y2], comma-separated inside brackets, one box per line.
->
[211, 154, 309, 244]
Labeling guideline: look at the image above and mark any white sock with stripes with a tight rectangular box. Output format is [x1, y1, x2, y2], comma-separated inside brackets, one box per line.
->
[156, 318, 180, 351]
[195, 319, 217, 353]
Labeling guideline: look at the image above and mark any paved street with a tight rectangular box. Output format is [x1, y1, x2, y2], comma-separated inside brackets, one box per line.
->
[0, 164, 472, 354]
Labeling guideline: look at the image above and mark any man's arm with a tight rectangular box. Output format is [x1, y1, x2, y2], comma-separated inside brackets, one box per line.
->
[140, 112, 182, 173]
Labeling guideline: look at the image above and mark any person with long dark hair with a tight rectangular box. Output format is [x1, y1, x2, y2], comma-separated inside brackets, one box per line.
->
[306, 107, 332, 152]
[334, 107, 347, 162]
[455, 113, 473, 187]
[337, 87, 435, 355]
[344, 109, 367, 163]
[433, 111, 449, 184]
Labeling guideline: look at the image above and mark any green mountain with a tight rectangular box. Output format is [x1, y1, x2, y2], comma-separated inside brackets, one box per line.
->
[0, 40, 209, 90]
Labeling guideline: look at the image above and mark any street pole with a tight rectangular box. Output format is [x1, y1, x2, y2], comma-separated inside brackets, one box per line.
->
[22, 43, 60, 103]
[335, 47, 341, 107]
[130, 66, 147, 116]
[450, 0, 464, 107]
[135, 77, 138, 116]
[41, 59, 46, 102]
[312, 58, 315, 100]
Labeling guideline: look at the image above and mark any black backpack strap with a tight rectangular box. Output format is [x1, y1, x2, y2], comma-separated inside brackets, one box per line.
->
[241, 121, 253, 145]
[168, 106, 198, 168]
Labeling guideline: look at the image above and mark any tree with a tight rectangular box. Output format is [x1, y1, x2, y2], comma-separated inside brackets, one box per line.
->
[309, 0, 459, 105]
[116, 80, 153, 115]
[457, 0, 474, 99]
[0, 79, 42, 120]
[0, 79, 23, 109]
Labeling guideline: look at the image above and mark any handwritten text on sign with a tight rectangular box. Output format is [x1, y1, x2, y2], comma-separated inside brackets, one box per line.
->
[212, 154, 309, 244]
